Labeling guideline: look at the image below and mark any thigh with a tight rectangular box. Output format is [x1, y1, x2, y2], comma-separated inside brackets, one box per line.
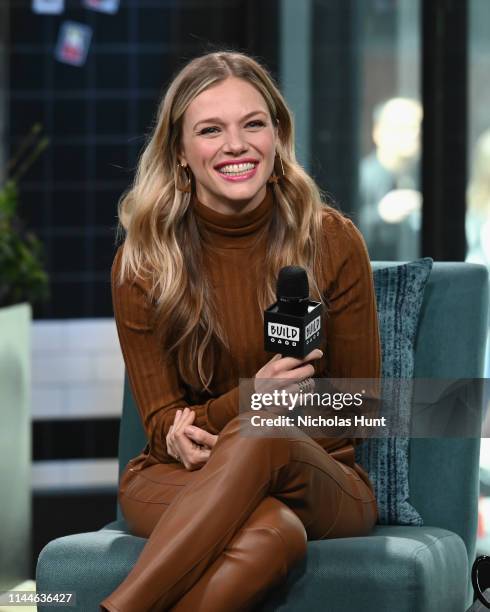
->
[273, 436, 378, 541]
[119, 458, 196, 538]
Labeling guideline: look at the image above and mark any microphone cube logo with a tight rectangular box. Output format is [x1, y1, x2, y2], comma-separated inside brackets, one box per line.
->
[264, 299, 323, 358]
[305, 316, 321, 341]
[267, 322, 299, 344]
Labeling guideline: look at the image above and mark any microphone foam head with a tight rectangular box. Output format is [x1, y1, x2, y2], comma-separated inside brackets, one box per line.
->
[276, 266, 309, 300]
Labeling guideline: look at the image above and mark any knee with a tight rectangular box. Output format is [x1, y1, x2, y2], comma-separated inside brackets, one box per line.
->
[253, 497, 307, 571]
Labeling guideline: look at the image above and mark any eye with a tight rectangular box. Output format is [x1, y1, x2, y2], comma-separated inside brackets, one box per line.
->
[198, 126, 220, 135]
[247, 120, 265, 128]
[197, 120, 266, 135]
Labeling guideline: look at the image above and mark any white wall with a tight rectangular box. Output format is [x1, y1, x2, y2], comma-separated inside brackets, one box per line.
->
[31, 318, 124, 420]
[31, 319, 125, 490]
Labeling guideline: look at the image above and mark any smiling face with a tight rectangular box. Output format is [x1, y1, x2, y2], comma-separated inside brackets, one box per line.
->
[179, 76, 278, 214]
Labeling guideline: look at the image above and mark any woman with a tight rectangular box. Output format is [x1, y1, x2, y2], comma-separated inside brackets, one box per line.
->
[101, 50, 380, 612]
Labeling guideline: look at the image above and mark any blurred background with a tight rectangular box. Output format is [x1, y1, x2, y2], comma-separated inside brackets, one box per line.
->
[0, 0, 489, 596]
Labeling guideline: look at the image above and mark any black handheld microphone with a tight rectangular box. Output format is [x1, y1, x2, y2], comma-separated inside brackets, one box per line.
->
[264, 266, 324, 358]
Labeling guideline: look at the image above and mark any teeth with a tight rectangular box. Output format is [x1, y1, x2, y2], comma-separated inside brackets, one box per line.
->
[218, 162, 256, 174]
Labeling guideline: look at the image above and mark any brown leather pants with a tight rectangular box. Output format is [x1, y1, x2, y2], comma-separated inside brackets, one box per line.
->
[100, 413, 377, 612]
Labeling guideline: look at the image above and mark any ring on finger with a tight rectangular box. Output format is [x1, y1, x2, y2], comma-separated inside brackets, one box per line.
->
[297, 377, 314, 393]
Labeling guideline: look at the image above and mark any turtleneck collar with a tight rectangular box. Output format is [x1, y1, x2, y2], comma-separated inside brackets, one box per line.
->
[192, 186, 275, 250]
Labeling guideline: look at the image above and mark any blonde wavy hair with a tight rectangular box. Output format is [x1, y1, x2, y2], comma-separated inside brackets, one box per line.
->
[115, 50, 333, 394]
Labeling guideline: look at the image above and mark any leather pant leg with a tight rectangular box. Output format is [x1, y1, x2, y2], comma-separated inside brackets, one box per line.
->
[169, 496, 307, 612]
[102, 487, 306, 612]
[100, 412, 377, 612]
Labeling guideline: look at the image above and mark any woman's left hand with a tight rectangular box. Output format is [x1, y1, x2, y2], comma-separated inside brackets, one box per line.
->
[166, 408, 218, 471]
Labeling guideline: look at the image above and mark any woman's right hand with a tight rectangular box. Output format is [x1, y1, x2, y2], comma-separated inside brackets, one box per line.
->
[254, 348, 323, 396]
[166, 408, 217, 471]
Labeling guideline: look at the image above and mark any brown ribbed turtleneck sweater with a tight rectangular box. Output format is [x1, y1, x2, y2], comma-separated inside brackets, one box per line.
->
[111, 186, 381, 470]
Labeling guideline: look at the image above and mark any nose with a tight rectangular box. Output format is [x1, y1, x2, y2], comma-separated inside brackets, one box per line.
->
[222, 127, 248, 155]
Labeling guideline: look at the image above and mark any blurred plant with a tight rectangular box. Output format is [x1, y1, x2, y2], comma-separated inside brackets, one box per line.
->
[0, 123, 50, 307]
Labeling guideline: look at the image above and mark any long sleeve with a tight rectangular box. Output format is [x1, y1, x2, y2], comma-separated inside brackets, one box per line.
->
[111, 247, 239, 463]
[313, 210, 381, 454]
[322, 211, 381, 380]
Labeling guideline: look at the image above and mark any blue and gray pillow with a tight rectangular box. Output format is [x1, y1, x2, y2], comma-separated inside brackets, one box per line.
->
[355, 257, 433, 525]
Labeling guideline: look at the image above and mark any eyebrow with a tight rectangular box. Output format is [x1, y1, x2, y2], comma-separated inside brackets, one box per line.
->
[193, 110, 267, 130]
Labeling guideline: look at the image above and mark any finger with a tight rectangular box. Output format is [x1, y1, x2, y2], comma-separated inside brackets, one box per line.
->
[167, 417, 180, 445]
[174, 408, 195, 435]
[168, 411, 193, 451]
[174, 429, 207, 467]
[184, 426, 217, 448]
[173, 414, 196, 451]
[195, 447, 211, 461]
[276, 362, 315, 383]
[307, 348, 324, 360]
[277, 349, 323, 373]
[184, 447, 212, 471]
[166, 427, 174, 448]
[254, 375, 299, 396]
[271, 357, 314, 379]
[166, 436, 178, 459]
[172, 432, 190, 464]
[173, 408, 190, 433]
[257, 366, 316, 398]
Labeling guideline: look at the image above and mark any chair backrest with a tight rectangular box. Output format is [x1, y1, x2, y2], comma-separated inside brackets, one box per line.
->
[118, 262, 489, 568]
[371, 261, 489, 571]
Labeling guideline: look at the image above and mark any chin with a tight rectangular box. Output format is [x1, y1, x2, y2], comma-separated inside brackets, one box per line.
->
[220, 181, 266, 199]
[226, 191, 263, 205]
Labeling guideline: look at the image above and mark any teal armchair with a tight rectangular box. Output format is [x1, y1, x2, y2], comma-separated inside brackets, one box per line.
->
[36, 262, 489, 612]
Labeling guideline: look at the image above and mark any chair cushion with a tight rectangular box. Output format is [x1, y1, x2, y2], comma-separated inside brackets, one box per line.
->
[35, 521, 467, 612]
[262, 524, 468, 612]
[36, 521, 144, 612]
[356, 258, 433, 525]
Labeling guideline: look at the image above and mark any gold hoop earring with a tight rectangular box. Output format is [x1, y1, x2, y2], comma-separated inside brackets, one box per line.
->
[267, 153, 285, 184]
[176, 162, 192, 193]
